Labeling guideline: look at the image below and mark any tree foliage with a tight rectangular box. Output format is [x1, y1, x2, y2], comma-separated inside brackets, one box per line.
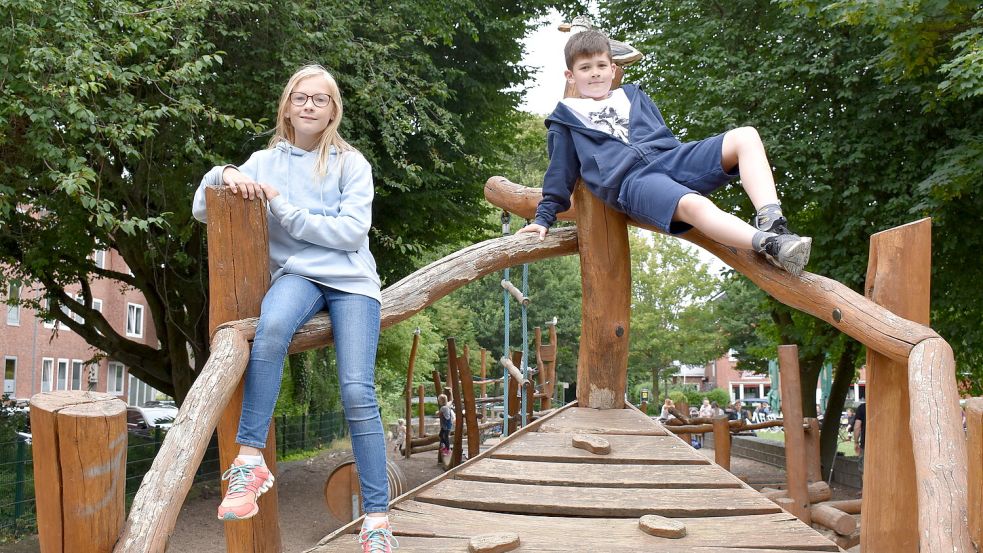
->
[0, 0, 564, 402]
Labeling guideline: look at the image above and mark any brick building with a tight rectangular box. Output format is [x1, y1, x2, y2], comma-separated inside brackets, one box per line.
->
[1, 249, 162, 405]
[705, 353, 867, 407]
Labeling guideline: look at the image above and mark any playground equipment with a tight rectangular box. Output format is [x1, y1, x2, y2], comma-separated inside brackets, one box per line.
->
[28, 66, 979, 553]
[322, 454, 406, 523]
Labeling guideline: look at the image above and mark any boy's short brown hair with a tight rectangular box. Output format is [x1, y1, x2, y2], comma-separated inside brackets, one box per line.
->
[564, 30, 612, 69]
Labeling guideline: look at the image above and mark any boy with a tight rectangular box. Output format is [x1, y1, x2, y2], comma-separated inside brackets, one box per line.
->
[518, 30, 811, 275]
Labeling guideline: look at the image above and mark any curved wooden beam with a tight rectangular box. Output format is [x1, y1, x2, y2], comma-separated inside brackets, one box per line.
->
[484, 176, 936, 364]
[218, 226, 579, 351]
[115, 328, 250, 553]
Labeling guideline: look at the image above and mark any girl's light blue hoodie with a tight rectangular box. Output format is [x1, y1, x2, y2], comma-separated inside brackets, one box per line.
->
[192, 141, 381, 302]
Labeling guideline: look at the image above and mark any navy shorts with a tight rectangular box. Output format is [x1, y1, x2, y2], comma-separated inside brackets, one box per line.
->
[617, 132, 738, 234]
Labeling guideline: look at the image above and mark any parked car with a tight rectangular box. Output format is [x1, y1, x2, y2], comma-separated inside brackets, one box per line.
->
[127, 404, 178, 436]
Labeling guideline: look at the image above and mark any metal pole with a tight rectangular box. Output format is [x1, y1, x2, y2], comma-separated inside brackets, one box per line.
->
[501, 211, 511, 437]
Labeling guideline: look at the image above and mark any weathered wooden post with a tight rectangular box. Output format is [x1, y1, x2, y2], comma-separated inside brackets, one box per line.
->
[778, 345, 811, 524]
[712, 415, 731, 471]
[861, 218, 929, 552]
[447, 338, 465, 467]
[967, 397, 983, 550]
[804, 418, 821, 483]
[205, 186, 281, 553]
[417, 384, 426, 443]
[458, 345, 480, 459]
[31, 391, 127, 553]
[404, 329, 420, 459]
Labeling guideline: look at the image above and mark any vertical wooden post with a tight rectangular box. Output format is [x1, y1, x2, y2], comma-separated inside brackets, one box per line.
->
[676, 400, 690, 447]
[404, 330, 420, 460]
[573, 183, 630, 409]
[447, 338, 465, 468]
[431, 370, 443, 398]
[507, 351, 522, 435]
[534, 327, 544, 411]
[417, 384, 425, 443]
[205, 187, 281, 553]
[967, 397, 983, 550]
[861, 219, 930, 553]
[546, 322, 558, 408]
[31, 391, 127, 553]
[480, 348, 488, 420]
[804, 418, 822, 483]
[712, 416, 731, 471]
[778, 345, 811, 524]
[458, 347, 479, 459]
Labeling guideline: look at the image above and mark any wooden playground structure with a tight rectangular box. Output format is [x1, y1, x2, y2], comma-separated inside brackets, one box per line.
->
[27, 64, 981, 553]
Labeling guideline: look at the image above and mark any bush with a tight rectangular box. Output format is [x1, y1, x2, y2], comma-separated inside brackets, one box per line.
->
[667, 390, 687, 406]
[705, 388, 730, 407]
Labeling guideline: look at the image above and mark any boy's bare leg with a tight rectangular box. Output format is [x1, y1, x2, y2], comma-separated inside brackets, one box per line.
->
[721, 126, 779, 209]
[673, 194, 755, 248]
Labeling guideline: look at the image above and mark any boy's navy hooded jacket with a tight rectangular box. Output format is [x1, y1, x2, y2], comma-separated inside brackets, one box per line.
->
[533, 84, 681, 229]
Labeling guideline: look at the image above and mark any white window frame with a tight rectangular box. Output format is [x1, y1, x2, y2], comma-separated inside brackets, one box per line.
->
[6, 283, 20, 326]
[56, 359, 69, 390]
[107, 361, 125, 395]
[126, 303, 144, 338]
[41, 358, 54, 393]
[70, 359, 84, 391]
[93, 249, 106, 269]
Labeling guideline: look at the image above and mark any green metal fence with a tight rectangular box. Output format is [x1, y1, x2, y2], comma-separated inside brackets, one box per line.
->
[0, 410, 347, 540]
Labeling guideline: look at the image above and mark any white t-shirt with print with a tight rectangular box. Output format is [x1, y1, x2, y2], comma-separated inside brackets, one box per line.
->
[561, 88, 631, 142]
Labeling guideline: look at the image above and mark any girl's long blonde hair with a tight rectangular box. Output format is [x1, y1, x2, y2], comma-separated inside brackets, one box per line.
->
[268, 64, 355, 176]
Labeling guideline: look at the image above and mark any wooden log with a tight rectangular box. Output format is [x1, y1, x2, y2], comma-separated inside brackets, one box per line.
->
[417, 384, 425, 443]
[219, 227, 580, 351]
[500, 279, 530, 305]
[432, 369, 443, 398]
[480, 348, 488, 420]
[410, 434, 443, 447]
[405, 329, 421, 460]
[410, 442, 441, 455]
[571, 434, 611, 455]
[203, 186, 280, 553]
[809, 503, 857, 536]
[507, 352, 522, 435]
[458, 346, 480, 459]
[862, 219, 926, 553]
[524, 380, 534, 426]
[761, 482, 832, 504]
[447, 338, 465, 468]
[534, 327, 545, 412]
[778, 345, 810, 524]
[573, 182, 630, 409]
[818, 499, 862, 515]
[666, 419, 785, 434]
[638, 514, 686, 538]
[907, 337, 972, 552]
[712, 416, 731, 471]
[676, 400, 690, 447]
[804, 418, 821, 483]
[483, 178, 938, 364]
[967, 397, 983, 550]
[31, 391, 127, 553]
[500, 356, 527, 387]
[545, 322, 557, 409]
[468, 532, 520, 553]
[115, 328, 250, 553]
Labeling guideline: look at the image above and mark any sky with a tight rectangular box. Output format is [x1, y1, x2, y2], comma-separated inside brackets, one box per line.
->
[516, 11, 729, 275]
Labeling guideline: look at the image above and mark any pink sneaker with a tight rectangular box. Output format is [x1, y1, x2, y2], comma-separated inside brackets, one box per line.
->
[358, 520, 399, 552]
[217, 458, 275, 521]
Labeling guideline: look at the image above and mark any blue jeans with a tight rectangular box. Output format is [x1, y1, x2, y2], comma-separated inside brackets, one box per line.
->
[236, 274, 388, 513]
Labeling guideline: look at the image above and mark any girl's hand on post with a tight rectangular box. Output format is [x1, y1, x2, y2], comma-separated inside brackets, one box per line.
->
[258, 183, 280, 200]
[222, 167, 263, 200]
[516, 223, 548, 241]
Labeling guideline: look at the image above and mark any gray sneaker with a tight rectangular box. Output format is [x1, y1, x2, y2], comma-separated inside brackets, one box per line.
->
[761, 234, 812, 276]
[566, 16, 644, 66]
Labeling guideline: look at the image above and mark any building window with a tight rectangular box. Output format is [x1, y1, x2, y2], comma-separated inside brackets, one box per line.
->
[42, 298, 72, 331]
[3, 357, 15, 394]
[107, 362, 125, 395]
[71, 360, 84, 391]
[41, 358, 54, 393]
[126, 303, 144, 338]
[56, 359, 68, 390]
[93, 250, 106, 269]
[5, 283, 20, 326]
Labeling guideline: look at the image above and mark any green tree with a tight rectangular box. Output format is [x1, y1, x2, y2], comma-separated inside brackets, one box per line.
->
[627, 230, 725, 402]
[0, 0, 566, 402]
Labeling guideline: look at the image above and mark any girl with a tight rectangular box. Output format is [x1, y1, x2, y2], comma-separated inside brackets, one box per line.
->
[437, 394, 453, 458]
[192, 64, 397, 552]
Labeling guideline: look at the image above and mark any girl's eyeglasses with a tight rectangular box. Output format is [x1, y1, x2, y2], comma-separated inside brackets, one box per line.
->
[289, 92, 332, 108]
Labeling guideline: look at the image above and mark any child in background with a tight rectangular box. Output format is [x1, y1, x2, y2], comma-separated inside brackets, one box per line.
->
[192, 64, 396, 552]
[518, 30, 811, 276]
[438, 394, 453, 457]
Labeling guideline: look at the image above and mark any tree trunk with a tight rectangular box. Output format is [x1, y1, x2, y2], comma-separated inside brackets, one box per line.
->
[819, 340, 860, 479]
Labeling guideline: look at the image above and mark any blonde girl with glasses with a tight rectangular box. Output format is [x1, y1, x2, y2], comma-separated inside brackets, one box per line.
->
[192, 64, 397, 552]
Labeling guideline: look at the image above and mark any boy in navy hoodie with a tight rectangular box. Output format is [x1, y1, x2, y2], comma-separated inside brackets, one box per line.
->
[518, 30, 811, 275]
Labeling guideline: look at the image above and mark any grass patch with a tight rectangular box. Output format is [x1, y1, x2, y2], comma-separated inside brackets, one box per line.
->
[752, 430, 857, 457]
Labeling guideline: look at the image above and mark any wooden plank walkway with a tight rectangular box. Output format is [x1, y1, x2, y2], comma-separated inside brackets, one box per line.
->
[310, 404, 842, 552]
